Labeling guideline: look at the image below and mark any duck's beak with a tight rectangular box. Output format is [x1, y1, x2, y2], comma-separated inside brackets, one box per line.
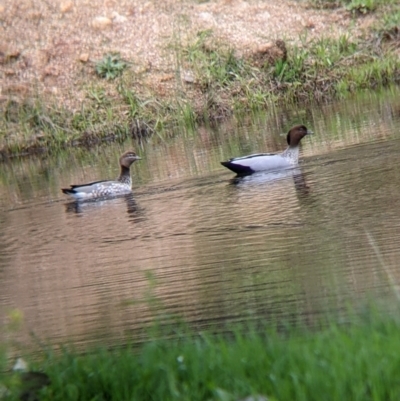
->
[307, 129, 314, 135]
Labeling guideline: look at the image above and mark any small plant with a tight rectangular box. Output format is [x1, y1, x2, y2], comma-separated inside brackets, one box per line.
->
[347, 0, 378, 14]
[377, 10, 400, 42]
[308, 0, 341, 9]
[87, 86, 109, 107]
[95, 53, 127, 80]
[274, 46, 308, 83]
[117, 84, 144, 118]
[183, 30, 246, 88]
[382, 10, 400, 30]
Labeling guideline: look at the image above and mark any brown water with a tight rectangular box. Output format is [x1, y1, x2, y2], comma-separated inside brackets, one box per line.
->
[1, 87, 400, 350]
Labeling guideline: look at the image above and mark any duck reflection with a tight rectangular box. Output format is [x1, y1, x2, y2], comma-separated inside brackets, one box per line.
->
[229, 167, 311, 197]
[64, 193, 143, 222]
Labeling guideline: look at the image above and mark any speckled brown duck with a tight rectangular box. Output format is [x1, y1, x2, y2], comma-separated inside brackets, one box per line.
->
[61, 150, 141, 200]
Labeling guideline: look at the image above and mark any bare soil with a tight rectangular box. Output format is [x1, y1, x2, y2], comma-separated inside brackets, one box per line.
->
[0, 0, 373, 110]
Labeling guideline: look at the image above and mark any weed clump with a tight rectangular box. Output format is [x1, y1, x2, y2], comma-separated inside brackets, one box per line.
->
[95, 53, 127, 80]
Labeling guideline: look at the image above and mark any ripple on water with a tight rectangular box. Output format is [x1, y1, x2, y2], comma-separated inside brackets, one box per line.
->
[1, 88, 400, 348]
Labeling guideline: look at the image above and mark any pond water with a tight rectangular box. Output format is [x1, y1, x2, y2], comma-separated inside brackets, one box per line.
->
[1, 87, 400, 350]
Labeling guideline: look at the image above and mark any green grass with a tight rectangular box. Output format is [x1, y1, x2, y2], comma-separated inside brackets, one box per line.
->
[309, 0, 397, 12]
[3, 308, 400, 401]
[0, 95, 134, 160]
[182, 30, 248, 89]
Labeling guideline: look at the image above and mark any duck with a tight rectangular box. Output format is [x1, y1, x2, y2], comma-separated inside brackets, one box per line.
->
[221, 125, 313, 176]
[61, 150, 141, 200]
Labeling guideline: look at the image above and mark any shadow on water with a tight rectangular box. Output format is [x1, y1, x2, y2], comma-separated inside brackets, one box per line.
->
[229, 168, 312, 196]
[1, 87, 400, 351]
[64, 193, 144, 223]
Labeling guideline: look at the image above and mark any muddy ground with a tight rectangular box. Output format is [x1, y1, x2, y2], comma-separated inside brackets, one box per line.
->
[0, 0, 375, 110]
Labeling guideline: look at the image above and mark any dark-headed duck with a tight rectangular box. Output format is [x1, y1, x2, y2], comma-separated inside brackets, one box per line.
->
[221, 125, 313, 176]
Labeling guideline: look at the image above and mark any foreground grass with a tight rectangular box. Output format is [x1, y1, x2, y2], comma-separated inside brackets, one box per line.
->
[0, 0, 399, 158]
[2, 309, 400, 401]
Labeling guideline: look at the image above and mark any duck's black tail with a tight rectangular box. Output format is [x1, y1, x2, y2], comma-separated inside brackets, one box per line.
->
[220, 161, 254, 176]
[61, 188, 75, 195]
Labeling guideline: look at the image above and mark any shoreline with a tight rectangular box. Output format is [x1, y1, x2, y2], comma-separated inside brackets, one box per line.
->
[1, 0, 399, 159]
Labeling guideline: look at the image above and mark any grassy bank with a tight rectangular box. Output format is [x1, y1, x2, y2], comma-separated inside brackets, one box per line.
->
[2, 308, 400, 401]
[1, 0, 399, 159]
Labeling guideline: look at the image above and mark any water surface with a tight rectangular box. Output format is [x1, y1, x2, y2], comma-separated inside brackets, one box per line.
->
[1, 87, 400, 349]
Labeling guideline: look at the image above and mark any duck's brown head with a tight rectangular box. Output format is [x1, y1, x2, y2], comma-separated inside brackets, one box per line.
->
[286, 125, 313, 147]
[120, 150, 141, 168]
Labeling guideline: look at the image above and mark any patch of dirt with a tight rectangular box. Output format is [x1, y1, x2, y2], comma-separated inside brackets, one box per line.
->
[0, 0, 364, 109]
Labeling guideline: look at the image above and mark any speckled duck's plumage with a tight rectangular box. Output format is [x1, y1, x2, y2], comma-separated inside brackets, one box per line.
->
[61, 150, 141, 200]
[221, 125, 313, 176]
